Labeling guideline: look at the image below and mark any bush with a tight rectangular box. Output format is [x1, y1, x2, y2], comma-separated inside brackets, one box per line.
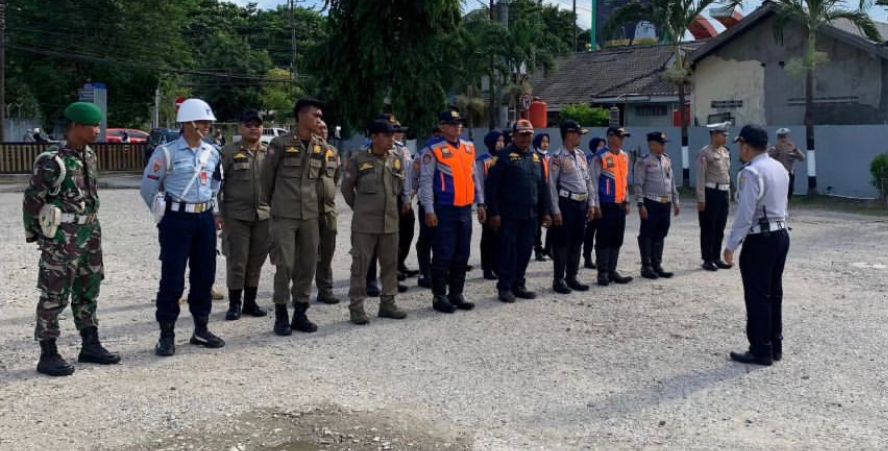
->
[870, 153, 888, 199]
[560, 104, 610, 127]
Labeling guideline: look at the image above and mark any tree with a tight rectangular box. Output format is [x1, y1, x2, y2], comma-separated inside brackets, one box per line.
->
[560, 104, 610, 126]
[763, 0, 881, 193]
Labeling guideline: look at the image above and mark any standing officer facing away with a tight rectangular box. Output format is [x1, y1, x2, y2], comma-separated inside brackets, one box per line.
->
[262, 98, 331, 335]
[768, 128, 805, 201]
[219, 109, 270, 320]
[140, 98, 225, 356]
[341, 119, 409, 325]
[590, 127, 634, 286]
[548, 120, 593, 294]
[419, 110, 485, 313]
[314, 119, 343, 305]
[635, 132, 680, 279]
[24, 102, 121, 376]
[723, 125, 790, 366]
[697, 122, 733, 272]
[486, 120, 552, 303]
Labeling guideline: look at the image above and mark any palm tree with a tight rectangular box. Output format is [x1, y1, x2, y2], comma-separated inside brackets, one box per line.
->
[605, 0, 726, 187]
[762, 0, 881, 193]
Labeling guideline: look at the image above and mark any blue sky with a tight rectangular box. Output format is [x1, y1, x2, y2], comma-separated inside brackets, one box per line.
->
[226, 0, 888, 26]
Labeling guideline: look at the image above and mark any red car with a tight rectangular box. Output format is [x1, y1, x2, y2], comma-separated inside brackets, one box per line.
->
[106, 128, 149, 144]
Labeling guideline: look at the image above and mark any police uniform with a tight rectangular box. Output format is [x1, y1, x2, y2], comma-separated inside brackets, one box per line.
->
[548, 123, 594, 292]
[590, 128, 634, 285]
[24, 102, 120, 376]
[486, 120, 552, 302]
[341, 119, 408, 324]
[635, 132, 680, 279]
[533, 136, 551, 262]
[697, 123, 733, 270]
[261, 105, 333, 334]
[768, 131, 805, 201]
[583, 138, 605, 269]
[726, 125, 790, 366]
[414, 133, 443, 288]
[219, 111, 271, 320]
[140, 98, 225, 356]
[418, 110, 483, 313]
[477, 130, 503, 280]
[315, 138, 342, 304]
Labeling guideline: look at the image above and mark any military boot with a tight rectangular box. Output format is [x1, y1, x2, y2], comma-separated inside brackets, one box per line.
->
[273, 304, 292, 336]
[609, 248, 633, 284]
[155, 321, 176, 357]
[225, 289, 243, 321]
[431, 270, 455, 313]
[78, 327, 121, 364]
[242, 287, 268, 316]
[378, 296, 407, 319]
[37, 339, 75, 377]
[639, 237, 658, 279]
[190, 317, 226, 348]
[291, 302, 318, 333]
[565, 277, 590, 291]
[596, 247, 611, 286]
[447, 267, 475, 310]
[349, 300, 370, 325]
[652, 242, 673, 278]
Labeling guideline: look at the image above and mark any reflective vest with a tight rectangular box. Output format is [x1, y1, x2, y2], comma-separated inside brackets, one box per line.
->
[596, 148, 629, 204]
[432, 139, 476, 207]
[536, 149, 550, 181]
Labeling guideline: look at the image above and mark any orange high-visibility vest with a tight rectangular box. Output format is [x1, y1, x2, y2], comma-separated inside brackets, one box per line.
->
[432, 140, 476, 207]
[597, 149, 629, 204]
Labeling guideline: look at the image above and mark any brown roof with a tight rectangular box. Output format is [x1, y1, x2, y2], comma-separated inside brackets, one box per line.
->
[530, 42, 705, 110]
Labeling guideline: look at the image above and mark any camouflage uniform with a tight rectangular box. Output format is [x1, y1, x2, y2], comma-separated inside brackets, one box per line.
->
[23, 145, 103, 341]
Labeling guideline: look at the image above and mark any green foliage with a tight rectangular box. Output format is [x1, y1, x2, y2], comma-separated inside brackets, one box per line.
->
[870, 153, 888, 198]
[559, 104, 610, 127]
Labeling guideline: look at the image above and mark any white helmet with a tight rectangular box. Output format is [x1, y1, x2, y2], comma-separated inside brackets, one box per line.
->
[176, 98, 217, 123]
[776, 127, 791, 136]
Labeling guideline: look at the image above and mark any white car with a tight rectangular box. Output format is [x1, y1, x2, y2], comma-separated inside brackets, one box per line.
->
[233, 127, 290, 145]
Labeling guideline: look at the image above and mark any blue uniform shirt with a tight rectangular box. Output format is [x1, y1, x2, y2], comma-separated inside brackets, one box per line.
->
[140, 136, 222, 207]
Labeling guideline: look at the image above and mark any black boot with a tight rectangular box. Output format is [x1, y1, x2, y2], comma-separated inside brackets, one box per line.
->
[513, 283, 537, 299]
[652, 242, 673, 278]
[639, 237, 658, 279]
[730, 350, 773, 366]
[552, 279, 572, 294]
[291, 302, 317, 333]
[566, 277, 589, 291]
[155, 321, 176, 357]
[447, 267, 474, 310]
[226, 289, 242, 321]
[417, 274, 432, 289]
[78, 327, 121, 364]
[483, 270, 498, 280]
[596, 247, 611, 286]
[610, 248, 633, 284]
[37, 339, 75, 376]
[242, 287, 268, 316]
[190, 317, 225, 348]
[273, 304, 292, 336]
[534, 246, 547, 262]
[431, 270, 455, 313]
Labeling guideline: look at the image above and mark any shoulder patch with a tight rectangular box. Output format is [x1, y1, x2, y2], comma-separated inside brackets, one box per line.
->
[233, 152, 248, 160]
[532, 153, 540, 162]
[359, 162, 374, 171]
[394, 159, 401, 170]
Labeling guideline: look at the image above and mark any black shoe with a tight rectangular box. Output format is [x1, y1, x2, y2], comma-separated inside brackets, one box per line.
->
[417, 277, 432, 289]
[37, 339, 75, 376]
[155, 321, 176, 357]
[552, 279, 572, 294]
[534, 249, 547, 262]
[584, 259, 597, 270]
[449, 294, 475, 310]
[398, 283, 409, 293]
[399, 266, 420, 278]
[729, 351, 773, 366]
[291, 303, 318, 333]
[610, 271, 633, 284]
[466, 265, 475, 272]
[432, 295, 456, 313]
[498, 290, 516, 303]
[225, 300, 242, 321]
[483, 270, 498, 280]
[273, 304, 292, 336]
[190, 317, 225, 348]
[597, 273, 611, 286]
[654, 266, 674, 278]
[78, 327, 121, 364]
[773, 352, 783, 362]
[366, 284, 381, 297]
[241, 287, 267, 317]
[773, 342, 783, 361]
[513, 286, 537, 300]
[641, 266, 660, 280]
[702, 261, 718, 271]
[317, 293, 341, 305]
[566, 277, 590, 292]
[715, 260, 733, 269]
[397, 272, 407, 281]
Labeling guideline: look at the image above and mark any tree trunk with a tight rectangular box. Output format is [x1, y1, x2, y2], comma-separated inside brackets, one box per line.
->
[805, 32, 817, 194]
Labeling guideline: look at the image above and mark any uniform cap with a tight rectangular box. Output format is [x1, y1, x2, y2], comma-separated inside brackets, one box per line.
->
[733, 124, 769, 148]
[376, 113, 409, 133]
[606, 126, 630, 137]
[513, 119, 534, 135]
[776, 127, 791, 136]
[64, 102, 103, 126]
[706, 121, 731, 134]
[367, 119, 399, 135]
[560, 119, 588, 135]
[239, 109, 263, 124]
[438, 109, 465, 125]
[646, 131, 669, 144]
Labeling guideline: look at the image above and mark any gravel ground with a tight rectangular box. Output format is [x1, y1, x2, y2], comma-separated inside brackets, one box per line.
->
[1, 188, 887, 450]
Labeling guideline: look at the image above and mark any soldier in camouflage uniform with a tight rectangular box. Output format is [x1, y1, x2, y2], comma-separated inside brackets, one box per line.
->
[22, 102, 121, 377]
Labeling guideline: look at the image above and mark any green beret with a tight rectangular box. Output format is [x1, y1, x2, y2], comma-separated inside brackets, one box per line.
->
[64, 102, 103, 126]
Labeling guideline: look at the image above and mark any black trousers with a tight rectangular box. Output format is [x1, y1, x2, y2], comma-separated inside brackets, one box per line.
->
[366, 198, 415, 285]
[739, 230, 790, 357]
[415, 205, 435, 279]
[551, 198, 586, 280]
[497, 217, 536, 292]
[583, 218, 598, 262]
[698, 188, 729, 263]
[480, 223, 499, 273]
[638, 199, 672, 268]
[788, 172, 795, 201]
[595, 203, 626, 274]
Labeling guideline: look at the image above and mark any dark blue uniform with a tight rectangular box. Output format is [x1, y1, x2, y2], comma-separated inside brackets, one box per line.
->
[485, 145, 551, 294]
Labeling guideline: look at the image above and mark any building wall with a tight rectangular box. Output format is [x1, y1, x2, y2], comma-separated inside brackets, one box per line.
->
[692, 15, 887, 126]
[626, 103, 677, 127]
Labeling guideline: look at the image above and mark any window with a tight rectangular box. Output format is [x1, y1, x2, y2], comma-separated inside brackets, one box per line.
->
[711, 100, 743, 109]
[635, 105, 668, 116]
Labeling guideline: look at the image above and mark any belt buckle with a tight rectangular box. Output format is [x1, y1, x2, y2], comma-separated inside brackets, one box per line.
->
[659, 196, 668, 203]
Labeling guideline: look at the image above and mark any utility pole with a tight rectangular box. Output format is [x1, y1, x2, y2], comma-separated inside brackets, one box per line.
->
[573, 0, 578, 52]
[0, 0, 6, 142]
[488, 0, 496, 129]
[590, 0, 598, 51]
[289, 0, 298, 81]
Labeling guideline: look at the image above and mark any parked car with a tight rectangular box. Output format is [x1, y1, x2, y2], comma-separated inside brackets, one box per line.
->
[144, 128, 181, 165]
[106, 128, 149, 144]
[233, 127, 290, 145]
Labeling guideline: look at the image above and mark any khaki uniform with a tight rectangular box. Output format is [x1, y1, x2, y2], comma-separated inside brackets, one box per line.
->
[261, 133, 334, 305]
[341, 149, 405, 307]
[315, 141, 341, 299]
[220, 141, 270, 290]
[696, 144, 732, 264]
